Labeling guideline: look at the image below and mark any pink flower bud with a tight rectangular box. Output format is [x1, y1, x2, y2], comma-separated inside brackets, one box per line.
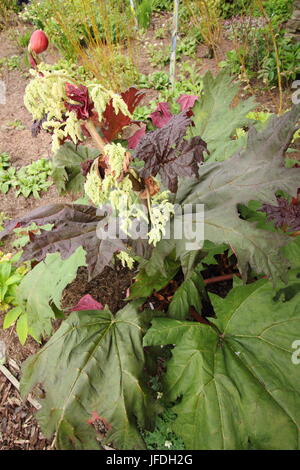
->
[29, 30, 49, 54]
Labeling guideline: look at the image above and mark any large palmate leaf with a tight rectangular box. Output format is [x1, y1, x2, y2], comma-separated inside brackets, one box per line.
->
[171, 105, 300, 281]
[190, 71, 256, 161]
[52, 143, 99, 194]
[14, 248, 86, 341]
[135, 112, 207, 193]
[144, 269, 300, 450]
[21, 301, 157, 450]
[0, 204, 124, 280]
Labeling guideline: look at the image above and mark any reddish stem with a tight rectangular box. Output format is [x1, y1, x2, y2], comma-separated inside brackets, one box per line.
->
[204, 273, 239, 285]
[190, 309, 210, 325]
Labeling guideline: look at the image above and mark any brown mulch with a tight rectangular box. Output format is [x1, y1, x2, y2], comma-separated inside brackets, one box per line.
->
[62, 263, 137, 314]
[0, 362, 51, 450]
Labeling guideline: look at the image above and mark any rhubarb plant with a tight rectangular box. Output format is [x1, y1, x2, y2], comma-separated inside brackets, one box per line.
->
[1, 52, 300, 449]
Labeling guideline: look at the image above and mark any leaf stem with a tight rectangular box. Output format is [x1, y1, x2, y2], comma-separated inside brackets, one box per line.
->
[85, 120, 107, 154]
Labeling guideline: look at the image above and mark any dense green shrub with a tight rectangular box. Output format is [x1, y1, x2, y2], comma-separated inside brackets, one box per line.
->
[220, 0, 293, 22]
[253, 0, 294, 23]
[219, 0, 253, 18]
[221, 23, 300, 86]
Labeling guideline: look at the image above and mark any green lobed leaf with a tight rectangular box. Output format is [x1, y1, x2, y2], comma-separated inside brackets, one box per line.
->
[167, 264, 205, 321]
[190, 71, 256, 161]
[15, 247, 86, 341]
[144, 270, 300, 449]
[16, 314, 28, 345]
[283, 236, 300, 269]
[52, 143, 99, 194]
[20, 301, 157, 450]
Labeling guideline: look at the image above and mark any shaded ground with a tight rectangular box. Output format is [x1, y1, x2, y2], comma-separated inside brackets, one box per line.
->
[62, 264, 136, 314]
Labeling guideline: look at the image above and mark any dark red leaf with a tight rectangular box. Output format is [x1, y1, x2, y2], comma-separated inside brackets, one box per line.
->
[149, 102, 173, 128]
[100, 87, 145, 141]
[65, 84, 93, 120]
[128, 124, 146, 149]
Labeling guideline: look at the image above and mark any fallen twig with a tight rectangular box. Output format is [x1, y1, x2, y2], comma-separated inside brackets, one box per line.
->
[0, 364, 41, 410]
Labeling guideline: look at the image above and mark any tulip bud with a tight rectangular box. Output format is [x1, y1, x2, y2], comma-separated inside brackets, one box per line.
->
[29, 30, 49, 54]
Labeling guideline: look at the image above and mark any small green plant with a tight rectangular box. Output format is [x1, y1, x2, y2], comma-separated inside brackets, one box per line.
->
[0, 251, 29, 313]
[138, 71, 170, 90]
[6, 119, 26, 130]
[258, 35, 300, 85]
[0, 158, 53, 198]
[132, 103, 156, 121]
[0, 55, 22, 71]
[148, 43, 170, 67]
[0, 152, 10, 170]
[0, 167, 17, 193]
[143, 409, 185, 450]
[158, 62, 204, 102]
[152, 0, 173, 11]
[15, 159, 53, 198]
[16, 30, 31, 49]
[154, 27, 165, 40]
[176, 36, 197, 58]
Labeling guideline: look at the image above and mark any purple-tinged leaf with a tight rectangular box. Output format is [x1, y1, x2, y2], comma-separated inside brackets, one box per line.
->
[135, 112, 208, 193]
[70, 294, 104, 312]
[0, 204, 125, 280]
[31, 116, 47, 137]
[149, 102, 172, 128]
[261, 197, 300, 231]
[177, 94, 199, 112]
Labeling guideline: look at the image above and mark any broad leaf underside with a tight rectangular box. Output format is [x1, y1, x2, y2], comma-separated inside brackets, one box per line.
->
[0, 204, 124, 280]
